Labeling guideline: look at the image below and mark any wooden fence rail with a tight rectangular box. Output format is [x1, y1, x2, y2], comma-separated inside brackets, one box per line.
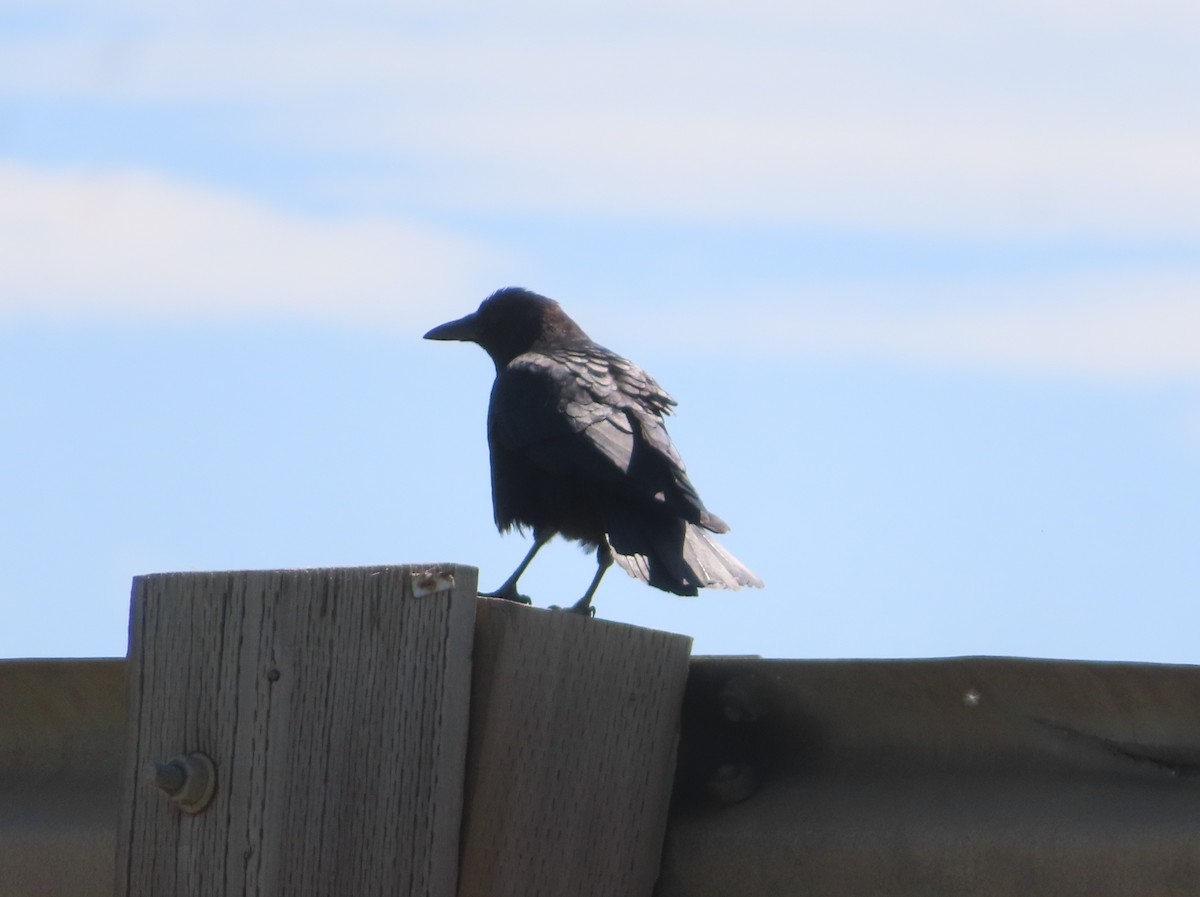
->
[4, 565, 1200, 896]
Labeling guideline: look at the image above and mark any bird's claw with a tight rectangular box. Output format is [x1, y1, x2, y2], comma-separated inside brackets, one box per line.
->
[549, 601, 596, 618]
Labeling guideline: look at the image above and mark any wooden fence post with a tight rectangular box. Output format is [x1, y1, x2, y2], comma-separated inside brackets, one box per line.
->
[114, 564, 477, 897]
[457, 597, 693, 897]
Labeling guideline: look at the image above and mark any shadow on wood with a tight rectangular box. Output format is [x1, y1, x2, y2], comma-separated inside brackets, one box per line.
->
[0, 658, 125, 897]
[659, 656, 1200, 897]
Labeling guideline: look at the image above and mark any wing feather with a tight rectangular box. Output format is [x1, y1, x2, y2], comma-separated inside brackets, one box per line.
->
[488, 350, 716, 527]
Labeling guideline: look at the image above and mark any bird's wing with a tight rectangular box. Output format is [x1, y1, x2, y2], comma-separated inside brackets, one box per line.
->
[490, 350, 721, 528]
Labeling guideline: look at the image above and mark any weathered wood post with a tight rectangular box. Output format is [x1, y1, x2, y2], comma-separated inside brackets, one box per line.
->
[457, 597, 693, 897]
[114, 564, 477, 897]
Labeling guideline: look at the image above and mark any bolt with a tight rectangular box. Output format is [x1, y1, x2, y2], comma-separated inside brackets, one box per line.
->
[148, 752, 217, 814]
[706, 762, 759, 805]
[716, 675, 767, 723]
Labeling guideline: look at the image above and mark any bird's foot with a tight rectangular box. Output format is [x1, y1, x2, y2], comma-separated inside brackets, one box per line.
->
[549, 598, 596, 617]
[479, 584, 532, 605]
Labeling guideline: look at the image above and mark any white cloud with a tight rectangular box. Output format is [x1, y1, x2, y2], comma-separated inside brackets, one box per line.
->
[1, 4, 1197, 381]
[2, 4, 1198, 238]
[0, 162, 505, 323]
[4, 159, 1193, 389]
[11, 0, 1200, 29]
[381, 112, 1200, 240]
[624, 277, 1200, 383]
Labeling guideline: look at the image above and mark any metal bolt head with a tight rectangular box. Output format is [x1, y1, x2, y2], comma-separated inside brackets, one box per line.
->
[148, 752, 217, 814]
[706, 762, 759, 805]
[716, 675, 767, 723]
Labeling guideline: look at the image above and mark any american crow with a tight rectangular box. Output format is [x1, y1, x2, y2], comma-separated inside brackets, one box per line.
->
[425, 287, 762, 614]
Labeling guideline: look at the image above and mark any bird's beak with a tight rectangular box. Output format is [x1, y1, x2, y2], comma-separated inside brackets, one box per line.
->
[424, 312, 479, 343]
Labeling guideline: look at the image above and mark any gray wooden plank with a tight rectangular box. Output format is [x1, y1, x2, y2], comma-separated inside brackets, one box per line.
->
[458, 598, 693, 897]
[115, 564, 476, 897]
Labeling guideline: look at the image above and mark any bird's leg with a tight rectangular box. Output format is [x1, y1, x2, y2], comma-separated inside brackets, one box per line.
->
[566, 544, 613, 617]
[479, 530, 552, 605]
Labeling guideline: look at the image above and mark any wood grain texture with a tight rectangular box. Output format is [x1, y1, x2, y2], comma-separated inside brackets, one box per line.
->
[115, 564, 477, 897]
[458, 598, 693, 897]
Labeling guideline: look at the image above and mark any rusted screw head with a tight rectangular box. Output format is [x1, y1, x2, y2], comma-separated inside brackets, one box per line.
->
[148, 752, 217, 814]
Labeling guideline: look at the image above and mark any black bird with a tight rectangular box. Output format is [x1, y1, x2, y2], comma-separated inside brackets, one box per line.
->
[424, 287, 762, 614]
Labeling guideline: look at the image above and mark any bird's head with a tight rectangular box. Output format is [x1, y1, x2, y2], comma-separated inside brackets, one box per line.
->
[424, 287, 586, 367]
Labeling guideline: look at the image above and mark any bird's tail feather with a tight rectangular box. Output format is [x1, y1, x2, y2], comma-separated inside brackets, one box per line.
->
[605, 508, 763, 596]
[681, 524, 764, 590]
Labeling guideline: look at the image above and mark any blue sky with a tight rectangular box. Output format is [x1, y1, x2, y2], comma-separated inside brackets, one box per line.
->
[2, 1, 1198, 661]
